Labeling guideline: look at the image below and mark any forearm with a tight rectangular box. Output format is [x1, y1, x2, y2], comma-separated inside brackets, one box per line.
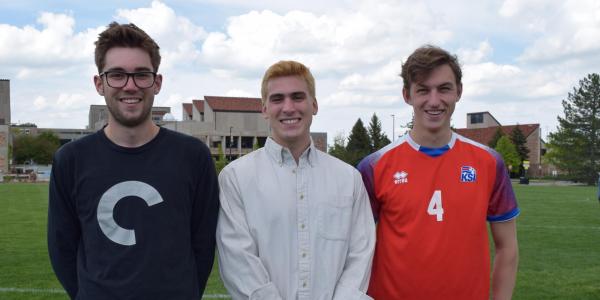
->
[492, 246, 518, 300]
[490, 219, 519, 300]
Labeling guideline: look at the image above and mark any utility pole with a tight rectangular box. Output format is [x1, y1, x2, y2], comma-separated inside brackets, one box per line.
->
[229, 126, 233, 160]
[391, 114, 395, 142]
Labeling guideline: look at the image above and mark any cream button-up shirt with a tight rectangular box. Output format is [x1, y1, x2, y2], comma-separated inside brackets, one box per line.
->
[216, 138, 375, 300]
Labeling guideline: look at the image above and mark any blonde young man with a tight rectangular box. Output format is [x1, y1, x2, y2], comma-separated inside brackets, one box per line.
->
[217, 60, 375, 300]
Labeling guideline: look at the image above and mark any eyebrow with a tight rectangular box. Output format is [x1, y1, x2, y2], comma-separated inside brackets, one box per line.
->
[104, 67, 154, 72]
[415, 82, 454, 89]
[268, 91, 307, 99]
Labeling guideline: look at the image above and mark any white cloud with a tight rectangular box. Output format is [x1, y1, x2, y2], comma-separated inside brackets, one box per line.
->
[225, 89, 254, 97]
[56, 93, 88, 110]
[512, 0, 600, 63]
[0, 13, 99, 69]
[4, 0, 600, 141]
[33, 96, 47, 110]
[200, 1, 454, 76]
[457, 41, 493, 64]
[115, 1, 207, 71]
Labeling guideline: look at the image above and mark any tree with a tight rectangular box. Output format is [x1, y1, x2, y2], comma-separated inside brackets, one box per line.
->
[328, 132, 349, 163]
[368, 113, 391, 152]
[495, 136, 520, 174]
[13, 131, 60, 165]
[546, 73, 600, 185]
[213, 143, 229, 174]
[488, 127, 504, 148]
[346, 118, 372, 167]
[510, 126, 530, 161]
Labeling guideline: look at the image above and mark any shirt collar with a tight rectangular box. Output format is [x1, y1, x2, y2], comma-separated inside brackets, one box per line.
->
[265, 137, 317, 167]
[405, 131, 457, 151]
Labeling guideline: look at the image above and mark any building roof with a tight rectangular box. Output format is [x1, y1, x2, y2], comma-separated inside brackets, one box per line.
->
[183, 103, 193, 116]
[192, 99, 204, 113]
[204, 96, 262, 112]
[467, 111, 501, 126]
[454, 123, 540, 145]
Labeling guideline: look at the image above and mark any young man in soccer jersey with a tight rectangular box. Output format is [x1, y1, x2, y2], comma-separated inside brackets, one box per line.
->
[216, 60, 376, 299]
[48, 22, 219, 299]
[358, 45, 519, 300]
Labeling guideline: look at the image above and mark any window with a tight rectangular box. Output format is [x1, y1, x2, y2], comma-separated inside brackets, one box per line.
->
[470, 113, 484, 124]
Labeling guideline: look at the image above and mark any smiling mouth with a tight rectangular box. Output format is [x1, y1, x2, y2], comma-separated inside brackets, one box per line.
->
[425, 109, 444, 116]
[120, 98, 142, 104]
[281, 118, 300, 124]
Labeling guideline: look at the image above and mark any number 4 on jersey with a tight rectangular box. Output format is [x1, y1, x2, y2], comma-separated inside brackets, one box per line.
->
[427, 190, 444, 221]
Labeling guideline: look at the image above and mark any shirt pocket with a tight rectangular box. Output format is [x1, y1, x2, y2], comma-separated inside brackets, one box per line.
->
[317, 196, 353, 241]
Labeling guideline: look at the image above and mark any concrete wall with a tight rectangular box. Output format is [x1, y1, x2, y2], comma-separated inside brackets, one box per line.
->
[0, 79, 10, 125]
[467, 112, 501, 129]
[214, 111, 269, 135]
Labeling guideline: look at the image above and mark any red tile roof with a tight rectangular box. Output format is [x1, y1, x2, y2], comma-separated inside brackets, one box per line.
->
[204, 96, 262, 112]
[182, 103, 193, 116]
[454, 124, 539, 145]
[192, 100, 204, 113]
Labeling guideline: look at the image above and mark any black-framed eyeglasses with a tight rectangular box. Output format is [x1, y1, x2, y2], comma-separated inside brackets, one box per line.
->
[99, 71, 157, 89]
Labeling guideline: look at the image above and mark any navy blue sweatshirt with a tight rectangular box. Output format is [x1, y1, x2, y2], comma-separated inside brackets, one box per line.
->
[48, 127, 219, 299]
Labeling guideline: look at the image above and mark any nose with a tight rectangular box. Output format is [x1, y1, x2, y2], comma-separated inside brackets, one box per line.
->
[122, 74, 139, 92]
[428, 89, 443, 105]
[281, 97, 295, 113]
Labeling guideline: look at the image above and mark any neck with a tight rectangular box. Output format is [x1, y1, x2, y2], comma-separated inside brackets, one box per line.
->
[273, 136, 311, 164]
[409, 126, 452, 148]
[104, 119, 159, 148]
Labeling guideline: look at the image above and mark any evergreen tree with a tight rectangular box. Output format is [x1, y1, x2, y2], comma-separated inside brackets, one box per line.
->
[488, 127, 504, 148]
[510, 125, 530, 162]
[368, 113, 391, 151]
[213, 143, 229, 174]
[495, 136, 520, 174]
[510, 125, 530, 176]
[328, 132, 349, 163]
[547, 73, 600, 185]
[346, 118, 372, 166]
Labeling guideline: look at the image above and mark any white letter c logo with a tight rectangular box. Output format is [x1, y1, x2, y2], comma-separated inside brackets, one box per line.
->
[97, 181, 163, 246]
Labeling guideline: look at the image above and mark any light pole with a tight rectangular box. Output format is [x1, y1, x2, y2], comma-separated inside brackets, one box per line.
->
[229, 126, 233, 160]
[390, 114, 395, 142]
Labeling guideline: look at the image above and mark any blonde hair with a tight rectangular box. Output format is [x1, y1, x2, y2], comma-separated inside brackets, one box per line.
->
[261, 60, 316, 104]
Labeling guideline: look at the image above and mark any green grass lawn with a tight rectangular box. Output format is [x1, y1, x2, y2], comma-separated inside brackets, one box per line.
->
[0, 183, 226, 300]
[1, 182, 599, 299]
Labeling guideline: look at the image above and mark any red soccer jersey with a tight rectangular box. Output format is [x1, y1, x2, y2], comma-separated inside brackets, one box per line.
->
[357, 133, 519, 300]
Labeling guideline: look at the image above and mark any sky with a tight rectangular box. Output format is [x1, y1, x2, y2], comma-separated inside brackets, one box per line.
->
[1, 0, 600, 143]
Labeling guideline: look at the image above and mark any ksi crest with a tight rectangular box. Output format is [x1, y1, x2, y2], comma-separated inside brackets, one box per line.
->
[460, 166, 477, 182]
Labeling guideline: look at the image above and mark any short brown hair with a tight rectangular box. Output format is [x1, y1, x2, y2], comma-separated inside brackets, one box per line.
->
[400, 45, 462, 90]
[94, 22, 161, 73]
[261, 60, 316, 104]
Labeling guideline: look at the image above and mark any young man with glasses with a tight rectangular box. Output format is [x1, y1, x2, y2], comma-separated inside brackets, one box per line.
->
[216, 60, 375, 300]
[48, 22, 219, 299]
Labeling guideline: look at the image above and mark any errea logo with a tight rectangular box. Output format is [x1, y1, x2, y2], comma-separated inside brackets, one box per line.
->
[393, 171, 408, 184]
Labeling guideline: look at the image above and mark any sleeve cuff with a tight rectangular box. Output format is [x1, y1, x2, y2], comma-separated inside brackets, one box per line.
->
[487, 207, 520, 222]
[333, 285, 373, 300]
[250, 282, 283, 300]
